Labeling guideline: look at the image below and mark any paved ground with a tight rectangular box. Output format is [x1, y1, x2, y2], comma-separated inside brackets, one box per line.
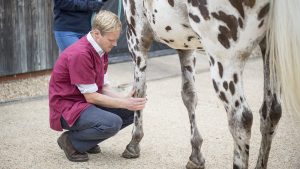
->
[0, 53, 299, 169]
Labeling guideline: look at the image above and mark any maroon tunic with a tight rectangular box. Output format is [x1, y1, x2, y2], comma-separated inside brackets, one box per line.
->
[49, 36, 108, 131]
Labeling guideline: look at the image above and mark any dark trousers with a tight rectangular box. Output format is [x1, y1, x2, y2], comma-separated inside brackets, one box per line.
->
[60, 105, 134, 153]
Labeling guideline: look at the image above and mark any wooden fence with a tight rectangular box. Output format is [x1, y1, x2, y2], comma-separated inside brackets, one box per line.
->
[0, 0, 174, 77]
[0, 0, 58, 76]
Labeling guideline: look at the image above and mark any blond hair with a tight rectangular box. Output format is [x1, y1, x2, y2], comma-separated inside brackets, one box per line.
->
[92, 10, 122, 34]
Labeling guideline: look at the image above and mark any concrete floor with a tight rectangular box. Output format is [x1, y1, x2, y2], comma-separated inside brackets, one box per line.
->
[0, 54, 299, 169]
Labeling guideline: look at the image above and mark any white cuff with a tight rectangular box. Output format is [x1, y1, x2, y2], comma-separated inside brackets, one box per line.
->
[76, 83, 98, 93]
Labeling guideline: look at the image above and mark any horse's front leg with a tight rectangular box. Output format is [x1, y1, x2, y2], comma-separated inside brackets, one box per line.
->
[209, 55, 253, 169]
[121, 0, 153, 158]
[122, 62, 146, 158]
[178, 50, 205, 169]
[121, 40, 151, 158]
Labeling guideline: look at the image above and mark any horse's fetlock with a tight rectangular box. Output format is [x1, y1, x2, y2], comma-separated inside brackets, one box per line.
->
[133, 130, 144, 142]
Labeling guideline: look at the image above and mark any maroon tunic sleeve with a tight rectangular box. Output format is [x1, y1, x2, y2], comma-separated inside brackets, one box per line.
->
[68, 51, 96, 85]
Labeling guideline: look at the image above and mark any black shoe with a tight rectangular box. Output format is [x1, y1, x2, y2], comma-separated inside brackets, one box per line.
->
[87, 145, 101, 154]
[57, 132, 89, 162]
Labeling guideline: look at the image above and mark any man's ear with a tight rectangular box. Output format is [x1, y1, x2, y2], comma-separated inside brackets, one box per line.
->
[93, 29, 102, 37]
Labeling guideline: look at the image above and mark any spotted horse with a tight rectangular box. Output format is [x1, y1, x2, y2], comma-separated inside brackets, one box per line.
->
[121, 0, 300, 169]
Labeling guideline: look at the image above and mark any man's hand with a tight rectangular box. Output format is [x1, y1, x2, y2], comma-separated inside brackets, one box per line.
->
[122, 97, 147, 111]
[122, 88, 147, 111]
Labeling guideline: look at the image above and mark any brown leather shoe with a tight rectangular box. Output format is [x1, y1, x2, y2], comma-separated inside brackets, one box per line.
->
[57, 132, 89, 162]
[87, 145, 101, 154]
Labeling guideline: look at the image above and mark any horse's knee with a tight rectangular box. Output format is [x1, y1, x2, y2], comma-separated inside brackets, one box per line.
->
[181, 82, 197, 107]
[241, 109, 253, 130]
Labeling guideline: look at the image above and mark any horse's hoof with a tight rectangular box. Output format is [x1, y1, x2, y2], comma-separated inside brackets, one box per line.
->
[122, 148, 140, 158]
[186, 160, 205, 169]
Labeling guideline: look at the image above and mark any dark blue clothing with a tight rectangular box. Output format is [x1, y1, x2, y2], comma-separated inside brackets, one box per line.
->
[53, 0, 103, 33]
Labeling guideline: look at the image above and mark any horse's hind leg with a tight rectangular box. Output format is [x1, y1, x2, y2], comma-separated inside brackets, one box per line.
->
[255, 38, 282, 169]
[178, 50, 205, 169]
[121, 0, 153, 159]
[209, 54, 253, 169]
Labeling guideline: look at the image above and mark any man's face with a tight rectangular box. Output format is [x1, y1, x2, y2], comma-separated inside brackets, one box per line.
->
[93, 29, 120, 53]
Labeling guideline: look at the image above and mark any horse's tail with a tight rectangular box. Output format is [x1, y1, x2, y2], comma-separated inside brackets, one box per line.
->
[267, 0, 300, 115]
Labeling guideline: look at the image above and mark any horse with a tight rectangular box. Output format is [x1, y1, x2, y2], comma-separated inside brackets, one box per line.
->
[120, 0, 300, 169]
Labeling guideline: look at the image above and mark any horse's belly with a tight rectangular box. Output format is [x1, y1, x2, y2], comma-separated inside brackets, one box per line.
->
[144, 0, 203, 50]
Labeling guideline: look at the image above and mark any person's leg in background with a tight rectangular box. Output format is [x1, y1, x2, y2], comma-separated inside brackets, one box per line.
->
[54, 31, 85, 52]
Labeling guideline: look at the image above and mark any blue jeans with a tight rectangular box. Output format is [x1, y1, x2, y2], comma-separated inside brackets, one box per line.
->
[60, 105, 134, 153]
[54, 31, 86, 52]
